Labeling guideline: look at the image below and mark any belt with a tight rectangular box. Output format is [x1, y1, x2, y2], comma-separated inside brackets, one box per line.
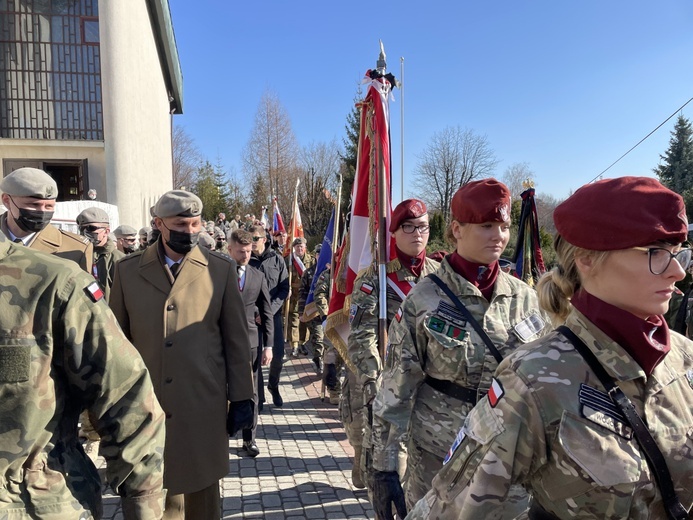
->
[424, 375, 478, 404]
[528, 501, 559, 520]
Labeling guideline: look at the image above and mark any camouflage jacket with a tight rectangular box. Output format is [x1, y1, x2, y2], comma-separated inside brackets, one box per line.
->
[0, 235, 165, 518]
[347, 257, 440, 387]
[314, 268, 331, 319]
[287, 252, 314, 291]
[413, 307, 693, 520]
[298, 263, 317, 313]
[92, 238, 125, 302]
[372, 257, 548, 472]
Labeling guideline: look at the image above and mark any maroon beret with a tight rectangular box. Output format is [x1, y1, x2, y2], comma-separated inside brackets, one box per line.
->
[554, 176, 688, 251]
[451, 178, 511, 223]
[390, 199, 428, 232]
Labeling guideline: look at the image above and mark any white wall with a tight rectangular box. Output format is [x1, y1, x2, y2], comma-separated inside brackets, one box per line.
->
[99, 0, 174, 229]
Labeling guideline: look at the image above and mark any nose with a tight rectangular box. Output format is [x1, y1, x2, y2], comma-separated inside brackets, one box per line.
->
[667, 254, 686, 281]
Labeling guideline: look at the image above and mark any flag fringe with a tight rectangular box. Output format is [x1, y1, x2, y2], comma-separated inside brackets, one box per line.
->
[324, 307, 358, 374]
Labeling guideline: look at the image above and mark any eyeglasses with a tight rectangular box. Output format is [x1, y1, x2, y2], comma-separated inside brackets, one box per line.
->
[252, 236, 265, 242]
[400, 223, 430, 234]
[80, 225, 106, 233]
[631, 247, 693, 275]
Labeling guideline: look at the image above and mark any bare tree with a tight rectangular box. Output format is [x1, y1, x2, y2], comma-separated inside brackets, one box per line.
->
[242, 89, 300, 216]
[536, 193, 562, 237]
[298, 139, 342, 239]
[502, 162, 536, 201]
[172, 125, 204, 190]
[412, 126, 498, 220]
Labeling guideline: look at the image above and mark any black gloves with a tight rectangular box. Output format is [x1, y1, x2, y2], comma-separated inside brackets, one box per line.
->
[324, 363, 338, 390]
[372, 470, 407, 520]
[226, 399, 254, 436]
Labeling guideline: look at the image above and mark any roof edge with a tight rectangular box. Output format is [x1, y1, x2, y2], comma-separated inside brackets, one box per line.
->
[146, 0, 184, 114]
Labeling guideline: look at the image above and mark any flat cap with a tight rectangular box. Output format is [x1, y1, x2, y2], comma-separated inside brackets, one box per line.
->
[554, 176, 688, 251]
[76, 207, 110, 226]
[198, 232, 215, 249]
[139, 226, 152, 236]
[390, 199, 427, 232]
[155, 190, 202, 218]
[292, 237, 307, 246]
[114, 225, 138, 238]
[0, 168, 58, 199]
[451, 178, 511, 224]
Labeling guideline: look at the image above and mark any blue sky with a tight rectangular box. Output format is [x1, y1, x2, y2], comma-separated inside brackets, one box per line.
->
[168, 0, 693, 204]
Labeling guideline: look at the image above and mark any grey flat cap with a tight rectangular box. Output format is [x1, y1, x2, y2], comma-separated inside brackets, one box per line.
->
[155, 190, 203, 218]
[149, 205, 157, 218]
[139, 226, 152, 236]
[76, 207, 110, 226]
[198, 232, 215, 249]
[114, 225, 138, 238]
[0, 168, 59, 199]
[292, 237, 307, 246]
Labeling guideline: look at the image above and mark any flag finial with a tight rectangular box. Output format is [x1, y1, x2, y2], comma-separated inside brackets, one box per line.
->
[377, 40, 387, 73]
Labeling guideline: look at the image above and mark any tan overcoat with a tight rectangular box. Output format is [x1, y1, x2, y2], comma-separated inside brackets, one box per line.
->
[109, 241, 253, 495]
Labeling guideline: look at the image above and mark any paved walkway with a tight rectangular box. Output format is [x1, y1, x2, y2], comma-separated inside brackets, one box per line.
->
[100, 354, 374, 519]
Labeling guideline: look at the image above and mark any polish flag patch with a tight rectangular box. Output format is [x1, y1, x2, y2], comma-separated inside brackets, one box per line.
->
[360, 283, 374, 295]
[85, 282, 104, 302]
[487, 378, 505, 408]
[395, 307, 403, 323]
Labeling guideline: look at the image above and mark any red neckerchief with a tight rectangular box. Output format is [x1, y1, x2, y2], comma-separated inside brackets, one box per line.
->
[447, 252, 499, 301]
[571, 289, 670, 376]
[395, 246, 427, 278]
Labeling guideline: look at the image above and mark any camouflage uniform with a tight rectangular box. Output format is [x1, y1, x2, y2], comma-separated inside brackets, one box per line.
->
[407, 307, 693, 519]
[346, 257, 439, 487]
[286, 252, 314, 346]
[92, 238, 125, 302]
[299, 262, 324, 362]
[0, 234, 165, 518]
[314, 268, 343, 400]
[372, 257, 548, 510]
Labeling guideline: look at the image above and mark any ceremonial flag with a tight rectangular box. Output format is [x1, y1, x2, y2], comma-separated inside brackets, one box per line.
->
[303, 209, 335, 321]
[272, 197, 286, 235]
[325, 66, 396, 362]
[512, 186, 546, 286]
[260, 206, 269, 230]
[284, 179, 304, 258]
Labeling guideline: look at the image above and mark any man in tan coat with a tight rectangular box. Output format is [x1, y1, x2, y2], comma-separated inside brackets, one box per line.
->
[0, 167, 93, 273]
[110, 190, 255, 520]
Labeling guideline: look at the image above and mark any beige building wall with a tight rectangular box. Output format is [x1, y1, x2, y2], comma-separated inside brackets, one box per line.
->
[99, 0, 173, 229]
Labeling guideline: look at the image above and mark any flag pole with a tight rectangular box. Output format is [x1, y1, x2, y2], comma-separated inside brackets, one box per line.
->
[376, 42, 389, 361]
[284, 177, 300, 342]
[330, 173, 343, 301]
[400, 56, 404, 203]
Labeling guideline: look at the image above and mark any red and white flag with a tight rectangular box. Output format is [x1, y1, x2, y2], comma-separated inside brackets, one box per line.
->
[325, 71, 396, 358]
[285, 180, 304, 258]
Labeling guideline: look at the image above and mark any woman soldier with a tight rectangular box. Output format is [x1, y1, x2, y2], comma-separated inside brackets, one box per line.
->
[406, 176, 693, 520]
[370, 178, 549, 519]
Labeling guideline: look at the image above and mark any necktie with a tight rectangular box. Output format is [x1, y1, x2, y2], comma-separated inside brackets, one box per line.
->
[170, 262, 180, 279]
[237, 265, 244, 290]
[13, 238, 22, 244]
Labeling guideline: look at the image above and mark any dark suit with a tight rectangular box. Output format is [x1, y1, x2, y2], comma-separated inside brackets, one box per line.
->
[238, 264, 274, 442]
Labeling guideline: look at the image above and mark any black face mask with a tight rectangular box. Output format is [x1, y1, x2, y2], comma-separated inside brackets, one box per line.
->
[11, 200, 53, 233]
[83, 231, 101, 245]
[123, 244, 137, 254]
[164, 226, 200, 254]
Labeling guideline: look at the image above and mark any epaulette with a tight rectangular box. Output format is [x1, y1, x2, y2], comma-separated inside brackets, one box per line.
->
[207, 249, 233, 263]
[59, 228, 91, 246]
[118, 250, 144, 263]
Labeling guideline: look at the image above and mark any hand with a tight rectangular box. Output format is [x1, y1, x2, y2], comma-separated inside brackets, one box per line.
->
[226, 399, 254, 436]
[261, 347, 273, 366]
[255, 315, 262, 325]
[372, 470, 407, 520]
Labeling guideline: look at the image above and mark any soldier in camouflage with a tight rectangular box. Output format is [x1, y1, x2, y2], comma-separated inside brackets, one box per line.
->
[299, 244, 325, 375]
[314, 264, 344, 404]
[286, 237, 314, 356]
[346, 199, 440, 491]
[371, 180, 548, 519]
[408, 176, 693, 520]
[0, 231, 165, 518]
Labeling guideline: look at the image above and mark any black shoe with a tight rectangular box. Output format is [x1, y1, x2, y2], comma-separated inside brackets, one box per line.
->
[268, 386, 283, 407]
[299, 344, 309, 355]
[243, 441, 260, 458]
[313, 358, 323, 376]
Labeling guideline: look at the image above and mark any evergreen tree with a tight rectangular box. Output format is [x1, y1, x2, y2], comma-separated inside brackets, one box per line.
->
[654, 115, 693, 216]
[193, 161, 231, 221]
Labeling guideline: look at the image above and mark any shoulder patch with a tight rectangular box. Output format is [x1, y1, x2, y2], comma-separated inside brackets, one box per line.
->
[686, 370, 693, 390]
[360, 282, 373, 295]
[443, 427, 466, 465]
[395, 307, 403, 323]
[513, 313, 546, 342]
[349, 304, 358, 324]
[85, 281, 104, 302]
[487, 378, 504, 408]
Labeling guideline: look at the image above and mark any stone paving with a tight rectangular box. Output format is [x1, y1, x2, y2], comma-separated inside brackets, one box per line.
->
[100, 353, 374, 519]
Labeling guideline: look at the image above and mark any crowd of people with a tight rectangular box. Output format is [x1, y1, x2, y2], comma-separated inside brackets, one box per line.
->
[1, 165, 693, 520]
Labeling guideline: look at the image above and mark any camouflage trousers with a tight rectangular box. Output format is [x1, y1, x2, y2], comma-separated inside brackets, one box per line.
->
[306, 318, 324, 359]
[286, 293, 308, 345]
[78, 410, 99, 442]
[323, 340, 343, 393]
[339, 369, 364, 448]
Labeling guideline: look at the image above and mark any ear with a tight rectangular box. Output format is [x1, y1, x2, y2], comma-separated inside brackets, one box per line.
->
[451, 220, 465, 241]
[574, 253, 594, 276]
[1, 193, 11, 207]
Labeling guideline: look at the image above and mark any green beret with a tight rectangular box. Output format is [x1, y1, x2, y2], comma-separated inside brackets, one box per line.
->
[76, 207, 110, 226]
[0, 168, 58, 199]
[114, 225, 138, 238]
[155, 190, 203, 218]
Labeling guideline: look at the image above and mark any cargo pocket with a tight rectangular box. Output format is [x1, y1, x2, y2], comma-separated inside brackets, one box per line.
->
[0, 339, 32, 383]
[423, 317, 469, 380]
